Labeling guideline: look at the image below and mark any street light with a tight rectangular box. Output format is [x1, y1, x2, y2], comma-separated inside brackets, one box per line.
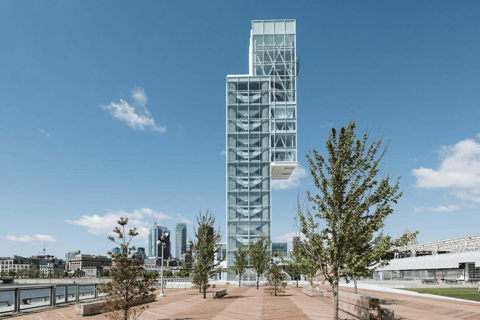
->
[157, 232, 169, 298]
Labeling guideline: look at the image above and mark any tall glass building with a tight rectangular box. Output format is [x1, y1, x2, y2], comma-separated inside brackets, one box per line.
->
[226, 20, 298, 275]
[148, 223, 171, 259]
[175, 223, 187, 260]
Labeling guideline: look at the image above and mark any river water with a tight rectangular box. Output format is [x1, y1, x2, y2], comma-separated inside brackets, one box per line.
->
[0, 283, 97, 306]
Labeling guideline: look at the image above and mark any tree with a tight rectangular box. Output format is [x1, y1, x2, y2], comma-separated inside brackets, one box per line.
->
[99, 217, 156, 320]
[178, 269, 190, 278]
[249, 234, 271, 290]
[231, 245, 249, 287]
[8, 270, 16, 277]
[163, 270, 173, 277]
[189, 209, 225, 299]
[0, 270, 5, 277]
[297, 121, 416, 320]
[264, 259, 287, 296]
[32, 269, 40, 278]
[63, 271, 69, 278]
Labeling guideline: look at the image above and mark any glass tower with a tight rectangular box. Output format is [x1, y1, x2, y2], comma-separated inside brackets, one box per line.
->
[226, 20, 298, 275]
[148, 223, 171, 259]
[175, 223, 187, 260]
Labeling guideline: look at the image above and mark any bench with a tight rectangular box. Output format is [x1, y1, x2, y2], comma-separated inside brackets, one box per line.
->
[338, 291, 394, 320]
[445, 279, 458, 284]
[421, 279, 438, 285]
[303, 285, 327, 298]
[213, 288, 227, 299]
[75, 293, 156, 317]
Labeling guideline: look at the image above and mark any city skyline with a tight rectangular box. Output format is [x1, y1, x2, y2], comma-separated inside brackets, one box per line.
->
[1, 1, 480, 259]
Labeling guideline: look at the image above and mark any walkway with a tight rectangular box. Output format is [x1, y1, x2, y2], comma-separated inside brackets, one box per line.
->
[4, 284, 480, 320]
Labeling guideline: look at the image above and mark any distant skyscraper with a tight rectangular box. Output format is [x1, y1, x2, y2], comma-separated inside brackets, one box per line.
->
[148, 223, 171, 259]
[226, 20, 298, 275]
[176, 223, 187, 260]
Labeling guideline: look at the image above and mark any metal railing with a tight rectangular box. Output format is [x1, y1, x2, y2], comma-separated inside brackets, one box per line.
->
[0, 283, 101, 315]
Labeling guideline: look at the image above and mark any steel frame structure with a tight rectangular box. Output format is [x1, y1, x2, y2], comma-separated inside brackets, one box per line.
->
[226, 20, 298, 277]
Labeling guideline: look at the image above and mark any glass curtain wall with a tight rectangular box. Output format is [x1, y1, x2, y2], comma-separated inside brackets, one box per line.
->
[226, 20, 297, 277]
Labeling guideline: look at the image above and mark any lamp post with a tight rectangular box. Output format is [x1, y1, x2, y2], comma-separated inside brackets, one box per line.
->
[157, 231, 169, 298]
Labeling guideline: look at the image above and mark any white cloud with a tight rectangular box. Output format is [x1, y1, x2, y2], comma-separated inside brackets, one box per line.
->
[271, 165, 308, 190]
[132, 87, 147, 106]
[38, 129, 50, 137]
[220, 150, 226, 156]
[175, 214, 193, 225]
[414, 204, 465, 213]
[1, 234, 56, 245]
[276, 232, 305, 242]
[101, 87, 166, 133]
[321, 122, 333, 128]
[412, 137, 480, 203]
[65, 208, 171, 241]
[477, 133, 480, 139]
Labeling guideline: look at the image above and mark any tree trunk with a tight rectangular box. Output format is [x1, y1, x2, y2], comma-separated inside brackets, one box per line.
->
[354, 278, 357, 294]
[203, 285, 206, 299]
[296, 279, 298, 288]
[256, 273, 259, 290]
[333, 280, 339, 320]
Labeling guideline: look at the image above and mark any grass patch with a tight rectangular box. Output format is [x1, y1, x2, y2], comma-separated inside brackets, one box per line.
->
[401, 287, 480, 302]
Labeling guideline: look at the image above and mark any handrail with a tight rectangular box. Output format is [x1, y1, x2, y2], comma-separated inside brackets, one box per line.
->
[0, 283, 102, 315]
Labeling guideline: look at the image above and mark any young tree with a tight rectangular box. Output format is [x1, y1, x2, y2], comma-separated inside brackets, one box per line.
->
[32, 269, 40, 278]
[99, 217, 156, 320]
[298, 121, 416, 320]
[249, 234, 271, 290]
[189, 210, 225, 299]
[264, 259, 287, 296]
[231, 245, 249, 287]
[163, 270, 173, 277]
[0, 270, 5, 277]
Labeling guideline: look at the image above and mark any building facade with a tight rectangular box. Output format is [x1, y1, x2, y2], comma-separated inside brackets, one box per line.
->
[373, 233, 480, 282]
[226, 20, 298, 274]
[148, 223, 171, 259]
[68, 254, 111, 273]
[176, 223, 187, 260]
[65, 250, 81, 265]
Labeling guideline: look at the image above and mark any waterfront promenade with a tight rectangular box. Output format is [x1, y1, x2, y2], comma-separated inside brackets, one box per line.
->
[4, 284, 480, 320]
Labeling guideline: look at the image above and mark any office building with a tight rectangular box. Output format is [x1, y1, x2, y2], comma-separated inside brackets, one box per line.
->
[148, 223, 171, 259]
[68, 254, 111, 272]
[226, 20, 298, 274]
[133, 247, 147, 262]
[176, 223, 187, 260]
[65, 250, 81, 265]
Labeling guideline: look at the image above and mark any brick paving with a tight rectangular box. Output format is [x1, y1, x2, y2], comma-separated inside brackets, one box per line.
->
[4, 284, 480, 320]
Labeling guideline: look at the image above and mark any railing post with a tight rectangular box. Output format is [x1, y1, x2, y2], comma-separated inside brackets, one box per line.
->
[64, 285, 68, 303]
[94, 284, 98, 299]
[14, 288, 20, 313]
[51, 285, 56, 307]
[75, 284, 80, 302]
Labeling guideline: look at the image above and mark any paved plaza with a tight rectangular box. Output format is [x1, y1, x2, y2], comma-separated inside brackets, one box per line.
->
[4, 284, 480, 320]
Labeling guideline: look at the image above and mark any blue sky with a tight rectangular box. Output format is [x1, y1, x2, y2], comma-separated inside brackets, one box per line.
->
[1, 1, 479, 259]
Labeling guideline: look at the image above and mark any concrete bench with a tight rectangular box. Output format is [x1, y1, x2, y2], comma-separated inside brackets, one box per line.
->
[303, 285, 327, 298]
[213, 288, 227, 299]
[421, 279, 438, 285]
[75, 293, 156, 317]
[338, 291, 393, 320]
